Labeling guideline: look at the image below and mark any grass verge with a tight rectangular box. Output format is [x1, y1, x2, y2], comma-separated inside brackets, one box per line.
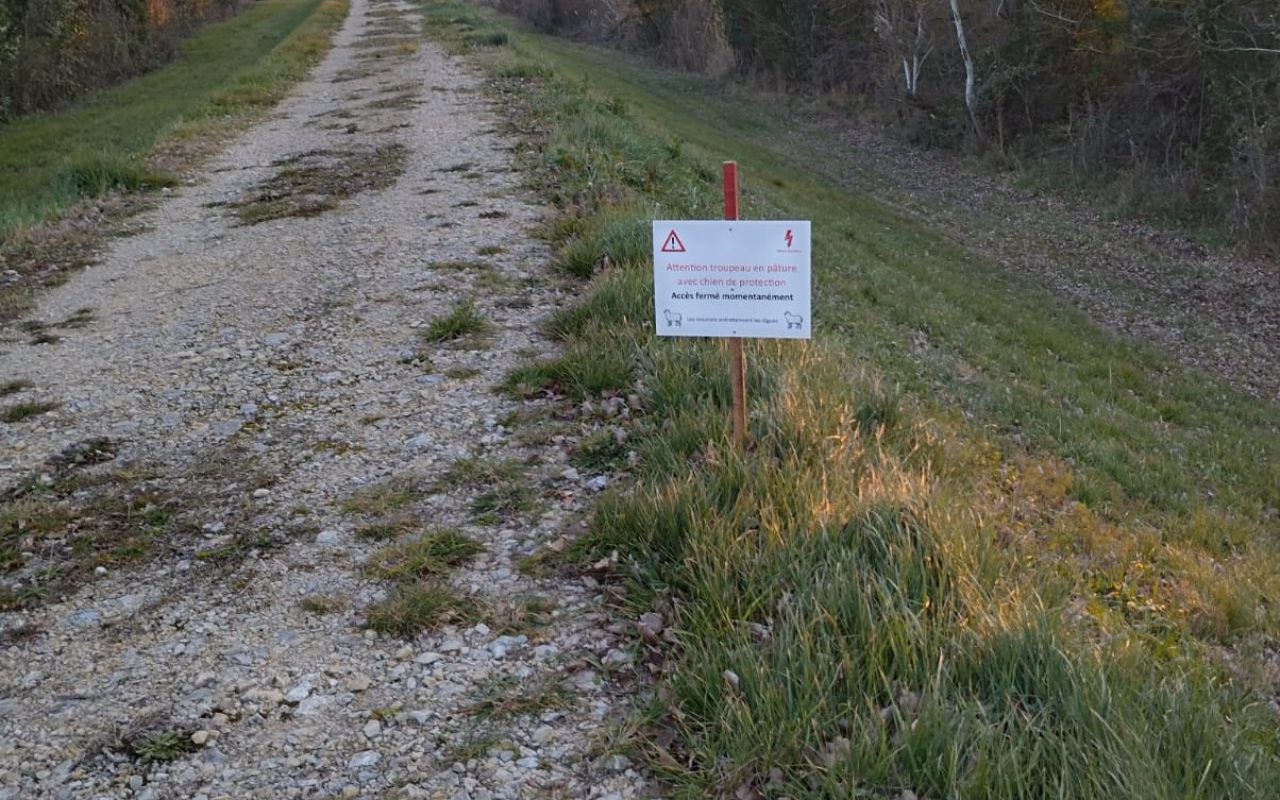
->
[423, 3, 1280, 797]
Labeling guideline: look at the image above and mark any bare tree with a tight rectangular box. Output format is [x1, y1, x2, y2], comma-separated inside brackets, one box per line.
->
[874, 0, 933, 98]
[946, 0, 984, 140]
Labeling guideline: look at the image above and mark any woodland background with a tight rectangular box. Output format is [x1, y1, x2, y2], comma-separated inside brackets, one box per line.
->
[492, 0, 1280, 251]
[0, 0, 244, 119]
[2, 0, 1277, 249]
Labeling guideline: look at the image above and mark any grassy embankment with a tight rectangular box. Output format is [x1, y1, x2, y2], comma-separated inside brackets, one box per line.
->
[422, 4, 1280, 798]
[0, 0, 349, 319]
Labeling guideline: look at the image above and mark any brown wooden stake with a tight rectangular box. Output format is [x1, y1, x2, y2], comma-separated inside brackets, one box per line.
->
[729, 336, 747, 448]
[723, 161, 747, 449]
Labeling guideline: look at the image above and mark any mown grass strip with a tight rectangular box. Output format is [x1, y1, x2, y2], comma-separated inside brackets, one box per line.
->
[422, 3, 1280, 797]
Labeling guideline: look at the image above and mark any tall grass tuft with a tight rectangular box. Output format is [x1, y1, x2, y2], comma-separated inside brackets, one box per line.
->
[59, 156, 176, 198]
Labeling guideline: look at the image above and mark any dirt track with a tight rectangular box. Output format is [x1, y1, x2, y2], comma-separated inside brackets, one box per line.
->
[0, 2, 651, 798]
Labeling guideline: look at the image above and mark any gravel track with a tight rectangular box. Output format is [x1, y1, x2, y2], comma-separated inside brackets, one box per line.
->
[0, 2, 653, 798]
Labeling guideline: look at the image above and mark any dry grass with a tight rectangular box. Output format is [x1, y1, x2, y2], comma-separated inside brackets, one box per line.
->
[299, 593, 347, 614]
[0, 400, 59, 423]
[341, 475, 426, 516]
[0, 439, 278, 609]
[215, 145, 409, 225]
[465, 673, 575, 720]
[0, 380, 34, 397]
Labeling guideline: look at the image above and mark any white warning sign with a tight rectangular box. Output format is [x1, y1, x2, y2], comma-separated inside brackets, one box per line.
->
[652, 220, 811, 339]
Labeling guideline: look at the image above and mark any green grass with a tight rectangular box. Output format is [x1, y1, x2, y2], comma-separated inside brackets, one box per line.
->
[0, 0, 348, 236]
[422, 3, 1280, 798]
[435, 456, 541, 522]
[570, 428, 630, 474]
[0, 380, 34, 398]
[365, 581, 482, 638]
[361, 520, 486, 639]
[131, 729, 198, 763]
[422, 299, 493, 343]
[366, 528, 485, 580]
[0, 400, 59, 423]
[356, 517, 417, 541]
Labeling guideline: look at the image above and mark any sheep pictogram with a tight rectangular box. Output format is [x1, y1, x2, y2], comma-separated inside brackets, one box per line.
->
[664, 309, 683, 328]
[784, 311, 804, 330]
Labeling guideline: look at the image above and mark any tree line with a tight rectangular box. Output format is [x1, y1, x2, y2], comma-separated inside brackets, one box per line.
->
[1, 0, 245, 120]
[496, 0, 1279, 251]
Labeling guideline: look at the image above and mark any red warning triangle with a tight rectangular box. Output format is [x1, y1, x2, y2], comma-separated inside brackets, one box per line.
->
[661, 229, 687, 253]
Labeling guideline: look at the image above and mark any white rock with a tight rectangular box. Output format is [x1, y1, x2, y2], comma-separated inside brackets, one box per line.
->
[347, 750, 380, 770]
[296, 695, 332, 716]
[315, 529, 344, 547]
[439, 636, 465, 654]
[531, 725, 555, 745]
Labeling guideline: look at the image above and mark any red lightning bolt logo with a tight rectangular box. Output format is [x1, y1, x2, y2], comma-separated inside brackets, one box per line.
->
[785, 229, 794, 249]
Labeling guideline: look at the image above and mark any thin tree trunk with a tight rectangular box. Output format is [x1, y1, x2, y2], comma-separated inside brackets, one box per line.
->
[947, 0, 984, 141]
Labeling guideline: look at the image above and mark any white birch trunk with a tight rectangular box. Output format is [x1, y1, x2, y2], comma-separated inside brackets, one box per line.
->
[947, 0, 984, 140]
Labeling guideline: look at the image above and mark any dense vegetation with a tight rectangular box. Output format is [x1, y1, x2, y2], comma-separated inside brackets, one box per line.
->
[490, 0, 1280, 250]
[425, 3, 1280, 796]
[0, 0, 248, 119]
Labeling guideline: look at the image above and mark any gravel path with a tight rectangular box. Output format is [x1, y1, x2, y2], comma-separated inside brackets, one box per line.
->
[0, 2, 653, 798]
